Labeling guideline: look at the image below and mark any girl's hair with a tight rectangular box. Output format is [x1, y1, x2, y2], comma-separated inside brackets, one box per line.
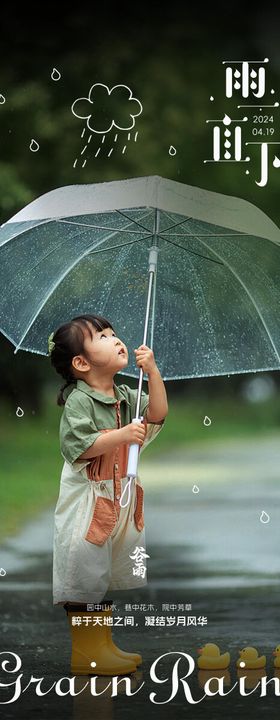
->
[50, 315, 115, 406]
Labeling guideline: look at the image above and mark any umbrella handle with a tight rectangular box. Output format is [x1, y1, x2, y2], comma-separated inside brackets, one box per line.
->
[126, 417, 144, 479]
[119, 477, 132, 508]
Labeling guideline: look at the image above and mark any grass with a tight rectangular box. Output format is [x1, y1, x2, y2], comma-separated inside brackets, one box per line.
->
[1, 384, 280, 542]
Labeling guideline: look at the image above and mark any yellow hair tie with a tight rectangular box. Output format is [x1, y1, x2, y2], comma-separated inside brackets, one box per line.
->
[48, 332, 55, 355]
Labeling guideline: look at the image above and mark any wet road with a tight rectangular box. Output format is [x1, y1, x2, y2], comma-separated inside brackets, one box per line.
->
[1, 434, 280, 719]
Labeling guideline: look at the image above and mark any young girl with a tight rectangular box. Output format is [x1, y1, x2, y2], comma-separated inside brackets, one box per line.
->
[49, 314, 168, 676]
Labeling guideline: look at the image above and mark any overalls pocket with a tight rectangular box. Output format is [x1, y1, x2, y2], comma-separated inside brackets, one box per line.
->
[85, 496, 117, 545]
[134, 483, 144, 532]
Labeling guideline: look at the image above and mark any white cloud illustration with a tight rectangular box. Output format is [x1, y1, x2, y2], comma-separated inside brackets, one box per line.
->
[71, 83, 143, 134]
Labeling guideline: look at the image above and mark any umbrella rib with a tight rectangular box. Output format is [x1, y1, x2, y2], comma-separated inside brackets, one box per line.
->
[162, 232, 253, 237]
[161, 209, 280, 250]
[159, 215, 193, 233]
[191, 233, 280, 363]
[159, 235, 224, 266]
[14, 222, 136, 352]
[29, 235, 152, 270]
[161, 210, 245, 236]
[8, 226, 145, 280]
[87, 235, 153, 255]
[57, 219, 151, 235]
[183, 246, 220, 362]
[116, 209, 153, 233]
[23, 225, 103, 273]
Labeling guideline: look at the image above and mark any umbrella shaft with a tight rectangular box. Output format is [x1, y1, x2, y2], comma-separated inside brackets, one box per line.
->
[135, 241, 159, 419]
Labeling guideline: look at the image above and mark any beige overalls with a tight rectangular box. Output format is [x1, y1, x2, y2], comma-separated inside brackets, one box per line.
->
[53, 378, 165, 605]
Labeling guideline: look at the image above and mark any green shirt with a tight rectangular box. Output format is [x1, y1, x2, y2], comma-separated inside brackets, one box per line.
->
[60, 378, 153, 466]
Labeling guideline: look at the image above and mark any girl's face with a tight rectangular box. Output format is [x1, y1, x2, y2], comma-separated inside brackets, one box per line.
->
[81, 323, 128, 371]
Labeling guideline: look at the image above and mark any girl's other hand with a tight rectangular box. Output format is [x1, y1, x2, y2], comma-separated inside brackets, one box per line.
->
[120, 422, 146, 446]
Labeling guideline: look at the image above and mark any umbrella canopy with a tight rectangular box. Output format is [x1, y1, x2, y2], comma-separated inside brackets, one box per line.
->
[1, 175, 280, 380]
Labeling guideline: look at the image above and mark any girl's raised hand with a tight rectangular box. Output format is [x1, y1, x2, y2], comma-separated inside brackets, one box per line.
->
[134, 344, 157, 374]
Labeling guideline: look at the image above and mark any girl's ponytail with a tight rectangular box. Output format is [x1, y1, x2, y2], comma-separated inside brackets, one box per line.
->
[57, 378, 76, 407]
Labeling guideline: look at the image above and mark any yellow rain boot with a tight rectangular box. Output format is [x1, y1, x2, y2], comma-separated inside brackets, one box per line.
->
[66, 609, 137, 676]
[102, 606, 142, 666]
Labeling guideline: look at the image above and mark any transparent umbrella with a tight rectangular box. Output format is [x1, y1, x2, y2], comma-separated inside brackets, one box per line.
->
[1, 175, 280, 488]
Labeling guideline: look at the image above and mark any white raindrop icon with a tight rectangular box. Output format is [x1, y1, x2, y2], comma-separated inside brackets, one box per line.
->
[260, 511, 270, 524]
[203, 415, 211, 426]
[273, 155, 280, 168]
[210, 96, 214, 101]
[29, 139, 40, 152]
[16, 406, 24, 418]
[222, 114, 232, 126]
[0, 94, 6, 104]
[51, 68, 61, 81]
[169, 145, 177, 156]
[0, 568, 6, 576]
[192, 485, 200, 494]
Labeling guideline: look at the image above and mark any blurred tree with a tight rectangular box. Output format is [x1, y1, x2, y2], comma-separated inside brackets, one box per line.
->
[0, 335, 48, 411]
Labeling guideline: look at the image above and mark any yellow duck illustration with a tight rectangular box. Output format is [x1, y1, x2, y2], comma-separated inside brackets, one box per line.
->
[273, 645, 280, 668]
[197, 643, 230, 669]
[236, 646, 266, 669]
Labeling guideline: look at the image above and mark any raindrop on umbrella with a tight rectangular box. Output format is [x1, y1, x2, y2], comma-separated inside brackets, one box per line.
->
[260, 510, 270, 524]
[169, 145, 177, 156]
[29, 139, 40, 152]
[203, 415, 211, 426]
[16, 406, 24, 417]
[0, 94, 6, 104]
[192, 484, 200, 494]
[51, 68, 61, 81]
